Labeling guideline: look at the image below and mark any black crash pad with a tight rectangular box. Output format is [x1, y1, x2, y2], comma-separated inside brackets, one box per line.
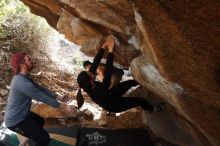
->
[76, 127, 154, 146]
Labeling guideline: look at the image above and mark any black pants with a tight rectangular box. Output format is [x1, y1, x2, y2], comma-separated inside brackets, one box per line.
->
[107, 80, 154, 112]
[8, 112, 50, 146]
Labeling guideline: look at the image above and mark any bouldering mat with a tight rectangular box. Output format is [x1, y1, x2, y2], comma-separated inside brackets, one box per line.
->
[76, 127, 154, 146]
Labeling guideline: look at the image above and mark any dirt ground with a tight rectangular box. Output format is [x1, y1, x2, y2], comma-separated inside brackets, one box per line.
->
[32, 102, 146, 129]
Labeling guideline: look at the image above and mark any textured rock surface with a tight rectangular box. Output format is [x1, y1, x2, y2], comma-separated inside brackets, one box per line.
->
[21, 0, 220, 145]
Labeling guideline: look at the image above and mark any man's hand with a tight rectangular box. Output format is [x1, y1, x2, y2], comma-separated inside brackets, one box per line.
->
[57, 95, 72, 103]
[60, 103, 77, 115]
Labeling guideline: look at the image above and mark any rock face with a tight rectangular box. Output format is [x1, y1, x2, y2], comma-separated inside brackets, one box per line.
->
[20, 0, 220, 145]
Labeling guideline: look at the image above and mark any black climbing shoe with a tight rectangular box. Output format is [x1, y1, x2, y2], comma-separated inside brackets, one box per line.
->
[153, 103, 166, 112]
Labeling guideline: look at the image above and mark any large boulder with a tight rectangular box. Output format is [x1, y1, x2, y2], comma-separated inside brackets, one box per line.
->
[20, 0, 220, 145]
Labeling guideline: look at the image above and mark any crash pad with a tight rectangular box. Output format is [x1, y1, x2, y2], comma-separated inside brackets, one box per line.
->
[76, 127, 154, 146]
[1, 126, 154, 146]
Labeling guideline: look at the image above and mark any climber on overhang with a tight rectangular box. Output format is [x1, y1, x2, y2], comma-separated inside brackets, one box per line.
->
[82, 50, 124, 116]
[76, 35, 165, 113]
